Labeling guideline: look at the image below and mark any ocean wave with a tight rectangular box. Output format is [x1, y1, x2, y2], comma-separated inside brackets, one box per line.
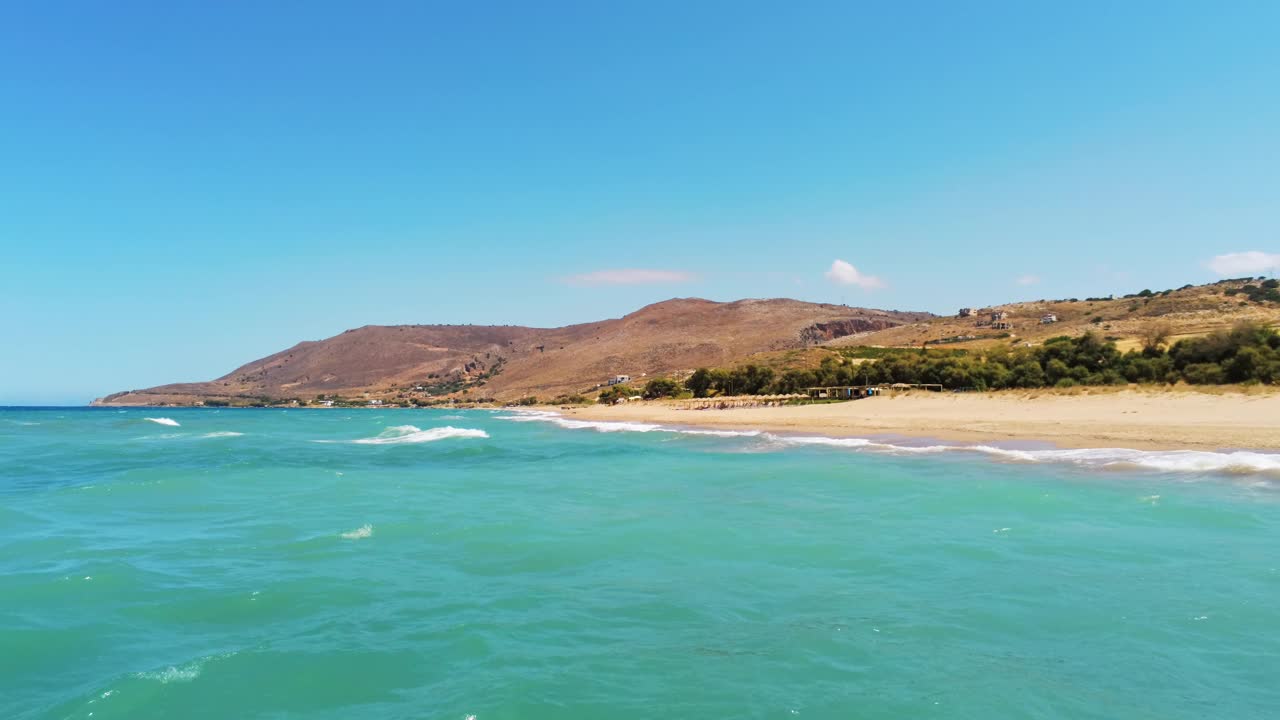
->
[137, 431, 242, 441]
[967, 445, 1280, 476]
[672, 428, 764, 438]
[136, 664, 202, 683]
[321, 425, 489, 445]
[133, 650, 238, 685]
[498, 411, 1280, 477]
[766, 434, 1280, 476]
[341, 523, 373, 539]
[144, 417, 180, 427]
[497, 411, 664, 433]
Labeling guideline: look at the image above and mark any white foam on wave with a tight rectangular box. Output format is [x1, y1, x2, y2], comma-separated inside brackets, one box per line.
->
[321, 425, 489, 445]
[134, 650, 238, 684]
[145, 417, 180, 427]
[553, 418, 664, 433]
[499, 410, 765, 437]
[676, 428, 765, 438]
[136, 664, 202, 683]
[139, 431, 243, 441]
[341, 523, 373, 539]
[498, 410, 1280, 477]
[766, 434, 1280, 475]
[497, 410, 661, 433]
[766, 434, 875, 449]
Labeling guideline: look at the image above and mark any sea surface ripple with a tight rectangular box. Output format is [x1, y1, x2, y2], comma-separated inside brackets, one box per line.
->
[2, 407, 1278, 719]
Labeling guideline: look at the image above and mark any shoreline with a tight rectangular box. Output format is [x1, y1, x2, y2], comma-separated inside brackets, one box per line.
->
[556, 389, 1280, 452]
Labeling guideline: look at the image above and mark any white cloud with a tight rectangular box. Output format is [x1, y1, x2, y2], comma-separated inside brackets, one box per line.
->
[563, 268, 695, 286]
[824, 259, 885, 290]
[1015, 274, 1041, 286]
[1207, 251, 1280, 277]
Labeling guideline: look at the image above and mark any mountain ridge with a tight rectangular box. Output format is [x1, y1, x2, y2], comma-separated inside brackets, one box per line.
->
[94, 297, 931, 405]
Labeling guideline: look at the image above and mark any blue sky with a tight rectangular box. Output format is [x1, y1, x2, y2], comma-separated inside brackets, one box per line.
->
[3, 2, 1278, 404]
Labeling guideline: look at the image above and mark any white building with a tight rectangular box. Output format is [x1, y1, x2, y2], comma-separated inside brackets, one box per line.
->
[607, 375, 631, 386]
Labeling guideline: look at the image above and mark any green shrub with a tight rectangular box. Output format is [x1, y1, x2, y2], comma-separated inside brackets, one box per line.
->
[642, 378, 683, 399]
[1182, 363, 1225, 384]
[597, 385, 636, 404]
[551, 394, 589, 405]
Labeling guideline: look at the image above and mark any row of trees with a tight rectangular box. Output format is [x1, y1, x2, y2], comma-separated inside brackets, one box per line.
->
[648, 323, 1280, 398]
[1225, 278, 1280, 304]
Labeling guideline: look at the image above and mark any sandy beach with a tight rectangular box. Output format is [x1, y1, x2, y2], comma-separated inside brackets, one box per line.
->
[563, 388, 1280, 451]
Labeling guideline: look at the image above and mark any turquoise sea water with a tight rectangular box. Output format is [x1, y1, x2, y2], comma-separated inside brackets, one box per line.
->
[2, 407, 1278, 719]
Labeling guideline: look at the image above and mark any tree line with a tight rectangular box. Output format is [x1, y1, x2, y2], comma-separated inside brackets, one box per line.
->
[631, 322, 1280, 400]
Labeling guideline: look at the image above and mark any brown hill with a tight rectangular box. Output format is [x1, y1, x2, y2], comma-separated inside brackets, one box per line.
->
[94, 299, 931, 406]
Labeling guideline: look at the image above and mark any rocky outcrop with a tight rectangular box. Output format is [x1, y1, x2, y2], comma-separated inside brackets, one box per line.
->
[799, 318, 899, 344]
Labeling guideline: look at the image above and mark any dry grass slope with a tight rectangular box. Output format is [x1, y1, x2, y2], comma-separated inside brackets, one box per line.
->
[832, 279, 1280, 352]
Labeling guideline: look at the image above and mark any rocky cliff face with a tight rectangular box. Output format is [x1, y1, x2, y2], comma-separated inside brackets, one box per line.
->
[799, 318, 900, 344]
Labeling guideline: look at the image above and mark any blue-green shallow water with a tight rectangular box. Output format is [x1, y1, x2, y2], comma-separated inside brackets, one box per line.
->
[2, 408, 1278, 719]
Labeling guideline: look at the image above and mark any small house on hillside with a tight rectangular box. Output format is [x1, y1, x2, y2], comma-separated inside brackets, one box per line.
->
[607, 374, 631, 386]
[1040, 313, 1058, 324]
[958, 308, 976, 318]
[991, 310, 1009, 322]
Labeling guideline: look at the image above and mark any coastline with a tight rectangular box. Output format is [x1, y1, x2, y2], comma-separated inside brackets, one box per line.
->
[557, 388, 1280, 452]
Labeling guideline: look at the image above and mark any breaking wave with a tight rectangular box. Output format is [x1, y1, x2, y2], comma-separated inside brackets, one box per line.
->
[766, 435, 1280, 475]
[135, 664, 202, 683]
[498, 411, 1280, 477]
[200, 431, 243, 439]
[320, 425, 489, 445]
[499, 411, 764, 437]
[341, 523, 373, 539]
[144, 417, 180, 427]
[133, 650, 236, 685]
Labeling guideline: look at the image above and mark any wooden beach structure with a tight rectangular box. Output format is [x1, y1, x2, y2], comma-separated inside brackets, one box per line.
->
[805, 383, 943, 400]
[671, 384, 946, 411]
[806, 385, 882, 400]
[677, 394, 805, 410]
